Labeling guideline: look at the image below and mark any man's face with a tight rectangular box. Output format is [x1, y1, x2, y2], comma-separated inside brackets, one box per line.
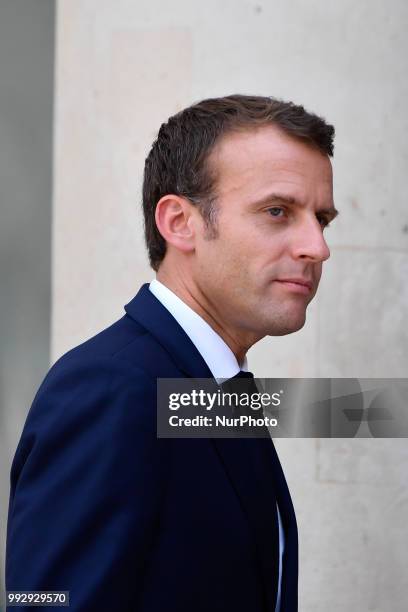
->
[191, 125, 337, 338]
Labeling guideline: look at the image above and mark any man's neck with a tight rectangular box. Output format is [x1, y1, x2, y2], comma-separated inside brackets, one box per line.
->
[156, 271, 259, 365]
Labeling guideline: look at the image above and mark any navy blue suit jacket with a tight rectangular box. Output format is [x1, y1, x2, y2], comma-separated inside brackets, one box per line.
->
[6, 284, 298, 611]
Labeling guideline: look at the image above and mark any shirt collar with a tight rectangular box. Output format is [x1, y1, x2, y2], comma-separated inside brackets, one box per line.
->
[149, 279, 248, 382]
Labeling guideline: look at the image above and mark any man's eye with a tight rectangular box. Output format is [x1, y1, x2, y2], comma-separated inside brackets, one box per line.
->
[317, 215, 330, 229]
[268, 207, 284, 217]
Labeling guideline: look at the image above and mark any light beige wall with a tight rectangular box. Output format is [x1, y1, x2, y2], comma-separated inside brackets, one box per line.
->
[1, 0, 55, 603]
[54, 1, 408, 609]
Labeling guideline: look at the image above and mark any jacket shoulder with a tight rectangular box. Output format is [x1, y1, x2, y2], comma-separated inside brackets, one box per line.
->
[47, 312, 180, 388]
[6, 318, 171, 606]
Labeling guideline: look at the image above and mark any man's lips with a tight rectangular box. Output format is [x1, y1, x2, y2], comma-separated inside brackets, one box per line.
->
[274, 278, 313, 294]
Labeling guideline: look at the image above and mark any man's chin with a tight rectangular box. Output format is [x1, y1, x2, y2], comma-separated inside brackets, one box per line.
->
[265, 313, 307, 336]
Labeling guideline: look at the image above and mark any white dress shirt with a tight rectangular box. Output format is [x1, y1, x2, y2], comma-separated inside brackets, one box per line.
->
[149, 279, 285, 612]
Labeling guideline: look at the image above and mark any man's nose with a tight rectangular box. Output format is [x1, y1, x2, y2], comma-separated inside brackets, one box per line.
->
[291, 217, 331, 263]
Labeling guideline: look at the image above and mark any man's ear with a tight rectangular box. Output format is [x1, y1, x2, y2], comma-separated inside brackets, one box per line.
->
[155, 195, 197, 255]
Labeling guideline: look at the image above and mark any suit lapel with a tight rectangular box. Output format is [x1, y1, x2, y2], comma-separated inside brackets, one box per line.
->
[212, 437, 280, 611]
[125, 284, 289, 610]
[264, 439, 299, 611]
[124, 284, 213, 378]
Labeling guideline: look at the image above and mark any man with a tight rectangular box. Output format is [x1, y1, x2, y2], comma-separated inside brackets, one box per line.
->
[6, 95, 337, 611]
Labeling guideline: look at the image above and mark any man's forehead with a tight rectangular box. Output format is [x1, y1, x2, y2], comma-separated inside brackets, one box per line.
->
[211, 125, 330, 170]
[209, 125, 333, 194]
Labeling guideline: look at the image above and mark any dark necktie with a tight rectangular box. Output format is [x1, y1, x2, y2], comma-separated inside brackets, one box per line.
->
[220, 370, 267, 436]
[222, 370, 299, 610]
[220, 369, 260, 399]
[232, 370, 256, 378]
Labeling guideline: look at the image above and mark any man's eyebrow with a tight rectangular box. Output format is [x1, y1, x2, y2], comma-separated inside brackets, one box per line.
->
[250, 192, 339, 219]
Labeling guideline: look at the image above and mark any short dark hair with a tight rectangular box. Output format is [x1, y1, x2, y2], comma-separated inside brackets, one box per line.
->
[142, 94, 335, 271]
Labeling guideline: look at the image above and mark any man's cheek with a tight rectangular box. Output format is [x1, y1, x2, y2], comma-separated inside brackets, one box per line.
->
[315, 264, 323, 284]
